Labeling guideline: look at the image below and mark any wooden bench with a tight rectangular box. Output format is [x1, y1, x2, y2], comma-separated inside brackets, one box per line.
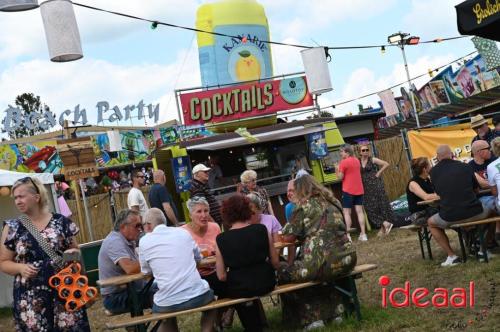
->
[104, 263, 378, 331]
[400, 224, 433, 260]
[449, 217, 500, 263]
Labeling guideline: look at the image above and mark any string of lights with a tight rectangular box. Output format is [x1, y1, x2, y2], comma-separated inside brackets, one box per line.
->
[284, 50, 478, 119]
[72, 2, 468, 51]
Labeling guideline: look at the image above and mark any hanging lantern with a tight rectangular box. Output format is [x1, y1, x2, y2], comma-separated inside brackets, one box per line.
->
[0, 0, 38, 12]
[0, 187, 11, 196]
[40, 0, 83, 62]
[300, 47, 333, 95]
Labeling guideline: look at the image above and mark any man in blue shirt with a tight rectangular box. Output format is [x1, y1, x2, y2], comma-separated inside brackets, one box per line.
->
[149, 170, 179, 226]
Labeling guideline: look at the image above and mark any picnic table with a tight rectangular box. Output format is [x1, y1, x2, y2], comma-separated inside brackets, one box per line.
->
[97, 241, 296, 331]
[416, 188, 492, 206]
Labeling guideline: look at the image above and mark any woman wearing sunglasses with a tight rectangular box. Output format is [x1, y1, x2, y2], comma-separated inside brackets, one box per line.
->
[0, 177, 90, 331]
[358, 144, 394, 236]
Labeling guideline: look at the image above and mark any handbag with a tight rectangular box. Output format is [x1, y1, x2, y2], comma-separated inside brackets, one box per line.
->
[19, 215, 98, 312]
[406, 207, 438, 227]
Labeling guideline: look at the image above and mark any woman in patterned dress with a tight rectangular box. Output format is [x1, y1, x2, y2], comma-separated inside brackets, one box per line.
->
[0, 177, 90, 332]
[358, 144, 394, 236]
[279, 175, 357, 329]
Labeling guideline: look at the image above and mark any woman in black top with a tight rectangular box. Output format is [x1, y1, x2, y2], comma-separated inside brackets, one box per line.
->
[406, 157, 440, 213]
[216, 194, 279, 332]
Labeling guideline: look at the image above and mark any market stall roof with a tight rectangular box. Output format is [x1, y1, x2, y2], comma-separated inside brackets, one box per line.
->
[0, 169, 54, 186]
[178, 118, 334, 151]
[456, 0, 500, 41]
[377, 85, 500, 139]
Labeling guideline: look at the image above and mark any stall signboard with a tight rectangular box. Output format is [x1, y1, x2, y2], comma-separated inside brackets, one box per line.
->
[180, 76, 314, 126]
[307, 131, 328, 160]
[171, 156, 192, 193]
[407, 123, 478, 164]
[56, 138, 99, 180]
[0, 140, 62, 174]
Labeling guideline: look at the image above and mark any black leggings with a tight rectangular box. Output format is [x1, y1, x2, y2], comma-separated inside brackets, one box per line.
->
[234, 300, 265, 332]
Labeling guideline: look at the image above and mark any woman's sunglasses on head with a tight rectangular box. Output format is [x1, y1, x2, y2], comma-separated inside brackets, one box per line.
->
[18, 177, 40, 194]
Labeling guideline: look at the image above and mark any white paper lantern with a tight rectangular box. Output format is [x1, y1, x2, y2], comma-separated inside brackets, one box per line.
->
[0, 0, 38, 12]
[40, 0, 83, 62]
[300, 47, 333, 95]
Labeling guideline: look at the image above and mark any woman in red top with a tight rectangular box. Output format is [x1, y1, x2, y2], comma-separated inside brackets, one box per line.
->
[336, 144, 367, 241]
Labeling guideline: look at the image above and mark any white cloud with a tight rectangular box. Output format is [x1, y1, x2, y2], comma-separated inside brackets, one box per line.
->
[0, 45, 201, 131]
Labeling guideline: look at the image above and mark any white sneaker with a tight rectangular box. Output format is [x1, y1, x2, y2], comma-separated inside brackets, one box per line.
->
[358, 234, 368, 242]
[478, 251, 495, 262]
[304, 320, 325, 331]
[441, 256, 461, 267]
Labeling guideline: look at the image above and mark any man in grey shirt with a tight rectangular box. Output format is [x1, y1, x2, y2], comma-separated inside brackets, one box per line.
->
[98, 209, 155, 314]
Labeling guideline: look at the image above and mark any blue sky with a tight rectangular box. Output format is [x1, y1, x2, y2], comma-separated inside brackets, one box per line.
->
[0, 0, 477, 137]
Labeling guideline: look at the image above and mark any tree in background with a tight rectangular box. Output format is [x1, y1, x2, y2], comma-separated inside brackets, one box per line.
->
[1, 93, 54, 140]
[307, 110, 333, 119]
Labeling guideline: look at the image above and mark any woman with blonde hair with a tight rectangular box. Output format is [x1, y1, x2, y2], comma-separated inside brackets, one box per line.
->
[279, 174, 356, 328]
[358, 143, 394, 236]
[238, 170, 274, 215]
[0, 177, 89, 331]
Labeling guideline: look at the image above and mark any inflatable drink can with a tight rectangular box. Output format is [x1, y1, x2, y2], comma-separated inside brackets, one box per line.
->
[196, 0, 273, 87]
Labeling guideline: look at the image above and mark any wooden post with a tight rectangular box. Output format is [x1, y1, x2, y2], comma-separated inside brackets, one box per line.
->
[64, 120, 88, 243]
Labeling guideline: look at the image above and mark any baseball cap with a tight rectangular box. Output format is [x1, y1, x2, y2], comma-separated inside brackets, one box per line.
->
[192, 164, 211, 175]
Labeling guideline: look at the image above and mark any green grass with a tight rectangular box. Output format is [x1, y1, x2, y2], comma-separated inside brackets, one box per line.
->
[0, 308, 12, 319]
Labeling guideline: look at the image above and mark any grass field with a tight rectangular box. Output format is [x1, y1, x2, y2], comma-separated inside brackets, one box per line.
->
[0, 228, 498, 331]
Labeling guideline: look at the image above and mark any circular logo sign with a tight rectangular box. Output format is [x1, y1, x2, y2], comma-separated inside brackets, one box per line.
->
[279, 77, 307, 104]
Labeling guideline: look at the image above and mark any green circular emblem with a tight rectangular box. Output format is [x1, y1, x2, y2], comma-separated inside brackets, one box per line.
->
[279, 77, 307, 104]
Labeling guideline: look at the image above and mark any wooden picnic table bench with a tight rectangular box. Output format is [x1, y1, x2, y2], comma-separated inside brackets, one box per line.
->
[401, 224, 433, 259]
[103, 263, 378, 331]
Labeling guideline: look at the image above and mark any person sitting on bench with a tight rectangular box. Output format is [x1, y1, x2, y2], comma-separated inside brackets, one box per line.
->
[278, 175, 357, 329]
[139, 208, 216, 332]
[216, 194, 279, 332]
[486, 137, 500, 246]
[428, 145, 491, 267]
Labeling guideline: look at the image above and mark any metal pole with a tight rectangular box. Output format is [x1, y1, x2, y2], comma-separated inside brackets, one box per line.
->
[399, 43, 420, 128]
[79, 179, 95, 241]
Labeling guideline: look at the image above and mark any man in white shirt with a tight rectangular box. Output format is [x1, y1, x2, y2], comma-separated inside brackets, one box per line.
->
[127, 169, 149, 217]
[139, 208, 215, 332]
[486, 137, 500, 246]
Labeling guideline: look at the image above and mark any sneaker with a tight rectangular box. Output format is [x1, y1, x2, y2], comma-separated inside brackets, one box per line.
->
[441, 256, 461, 267]
[478, 251, 495, 262]
[304, 320, 325, 331]
[358, 234, 368, 242]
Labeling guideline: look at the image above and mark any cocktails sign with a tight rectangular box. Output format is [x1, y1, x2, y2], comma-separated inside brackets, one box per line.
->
[180, 76, 314, 126]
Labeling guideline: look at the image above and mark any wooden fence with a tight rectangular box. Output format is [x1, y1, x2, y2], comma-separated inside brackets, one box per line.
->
[374, 135, 411, 201]
[67, 187, 153, 243]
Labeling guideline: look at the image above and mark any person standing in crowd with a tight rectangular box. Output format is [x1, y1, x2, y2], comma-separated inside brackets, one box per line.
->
[285, 179, 296, 223]
[428, 145, 490, 267]
[406, 157, 440, 223]
[358, 144, 394, 236]
[216, 194, 279, 332]
[149, 170, 179, 226]
[471, 114, 494, 145]
[493, 114, 500, 138]
[247, 193, 282, 243]
[468, 140, 496, 212]
[127, 169, 149, 217]
[486, 137, 500, 246]
[190, 164, 222, 226]
[279, 174, 356, 329]
[239, 170, 274, 215]
[140, 208, 215, 332]
[336, 144, 367, 241]
[98, 209, 155, 314]
[208, 157, 223, 189]
[0, 177, 90, 331]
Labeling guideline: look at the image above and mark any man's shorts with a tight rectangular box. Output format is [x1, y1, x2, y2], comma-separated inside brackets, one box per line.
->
[152, 289, 214, 313]
[430, 202, 490, 229]
[342, 192, 363, 209]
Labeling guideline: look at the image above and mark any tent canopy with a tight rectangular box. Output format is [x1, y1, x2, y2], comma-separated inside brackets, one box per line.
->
[0, 170, 54, 186]
[456, 0, 500, 41]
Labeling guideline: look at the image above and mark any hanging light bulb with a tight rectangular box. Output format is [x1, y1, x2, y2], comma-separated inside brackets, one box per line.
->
[151, 21, 158, 30]
[380, 46, 386, 54]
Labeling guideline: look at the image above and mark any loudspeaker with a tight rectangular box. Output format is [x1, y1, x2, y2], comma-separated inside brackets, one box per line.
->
[300, 47, 333, 95]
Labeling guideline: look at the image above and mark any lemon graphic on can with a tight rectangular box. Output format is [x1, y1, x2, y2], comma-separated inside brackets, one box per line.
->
[235, 50, 261, 81]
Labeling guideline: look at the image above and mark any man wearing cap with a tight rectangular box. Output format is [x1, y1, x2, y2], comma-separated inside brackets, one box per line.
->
[189, 164, 222, 226]
[471, 114, 494, 146]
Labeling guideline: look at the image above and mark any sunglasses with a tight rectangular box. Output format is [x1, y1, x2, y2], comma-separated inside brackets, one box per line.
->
[361, 149, 369, 152]
[135, 175, 145, 178]
[131, 223, 143, 230]
[18, 177, 40, 194]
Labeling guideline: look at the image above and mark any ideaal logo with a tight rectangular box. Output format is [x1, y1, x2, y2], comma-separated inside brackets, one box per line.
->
[379, 276, 497, 330]
[379, 275, 475, 308]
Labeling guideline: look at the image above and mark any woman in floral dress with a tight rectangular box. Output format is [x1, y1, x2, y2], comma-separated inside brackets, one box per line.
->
[0, 177, 90, 332]
[279, 175, 356, 328]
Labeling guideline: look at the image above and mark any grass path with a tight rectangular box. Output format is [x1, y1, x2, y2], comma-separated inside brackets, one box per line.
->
[0, 228, 498, 331]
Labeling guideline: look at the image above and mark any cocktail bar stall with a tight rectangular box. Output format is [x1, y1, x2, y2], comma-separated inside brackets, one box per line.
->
[154, 73, 346, 222]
